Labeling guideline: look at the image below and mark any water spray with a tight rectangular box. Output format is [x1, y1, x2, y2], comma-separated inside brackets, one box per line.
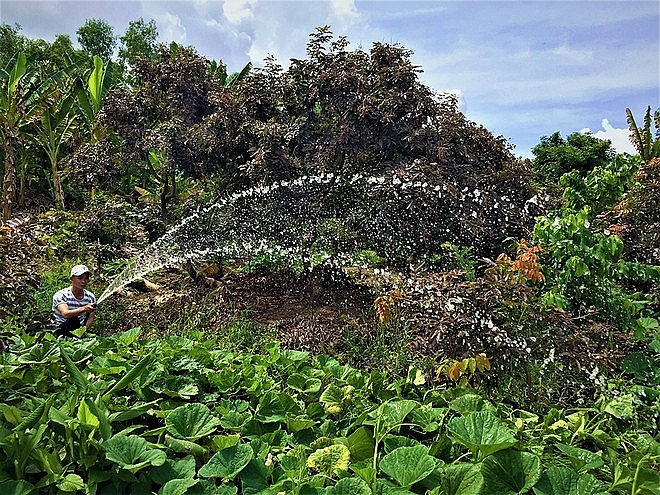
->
[97, 172, 544, 303]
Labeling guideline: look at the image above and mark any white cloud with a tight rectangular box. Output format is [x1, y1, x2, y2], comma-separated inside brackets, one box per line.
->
[156, 12, 187, 45]
[551, 45, 593, 64]
[420, 43, 657, 108]
[223, 0, 258, 24]
[331, 0, 359, 21]
[580, 119, 636, 155]
[233, 1, 361, 68]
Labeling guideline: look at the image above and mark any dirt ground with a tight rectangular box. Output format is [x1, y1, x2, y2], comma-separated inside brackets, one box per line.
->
[98, 264, 380, 355]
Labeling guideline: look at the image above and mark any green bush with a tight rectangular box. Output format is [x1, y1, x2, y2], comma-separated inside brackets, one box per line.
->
[532, 131, 615, 187]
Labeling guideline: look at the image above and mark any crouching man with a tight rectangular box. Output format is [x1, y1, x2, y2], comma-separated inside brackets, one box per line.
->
[52, 264, 97, 337]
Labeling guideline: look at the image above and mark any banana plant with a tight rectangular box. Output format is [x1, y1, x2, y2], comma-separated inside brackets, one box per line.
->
[27, 82, 79, 210]
[626, 106, 660, 164]
[76, 55, 113, 142]
[209, 59, 252, 87]
[0, 53, 85, 218]
[72, 55, 115, 200]
[25, 58, 92, 210]
[0, 52, 28, 220]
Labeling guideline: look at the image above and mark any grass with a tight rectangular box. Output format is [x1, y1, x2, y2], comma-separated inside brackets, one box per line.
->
[339, 317, 415, 376]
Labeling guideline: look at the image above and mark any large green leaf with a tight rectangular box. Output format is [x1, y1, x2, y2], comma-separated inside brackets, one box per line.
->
[164, 435, 208, 457]
[0, 480, 34, 495]
[216, 485, 239, 495]
[198, 443, 253, 479]
[14, 395, 53, 432]
[103, 434, 166, 473]
[449, 394, 495, 415]
[186, 482, 237, 495]
[532, 466, 608, 495]
[152, 376, 199, 398]
[160, 477, 197, 495]
[112, 327, 142, 346]
[87, 55, 105, 113]
[16, 341, 58, 364]
[637, 433, 660, 456]
[239, 458, 270, 495]
[346, 426, 375, 462]
[151, 455, 197, 484]
[166, 403, 221, 440]
[602, 394, 635, 419]
[220, 410, 252, 431]
[374, 478, 416, 494]
[280, 445, 308, 478]
[287, 373, 322, 394]
[85, 396, 112, 441]
[8, 52, 27, 94]
[59, 344, 90, 393]
[56, 474, 85, 492]
[409, 406, 447, 432]
[446, 411, 517, 460]
[77, 398, 100, 428]
[372, 399, 419, 431]
[480, 449, 542, 494]
[621, 353, 655, 381]
[255, 390, 287, 423]
[286, 414, 316, 433]
[320, 384, 345, 414]
[351, 460, 377, 488]
[213, 434, 240, 451]
[108, 399, 160, 423]
[102, 351, 154, 399]
[378, 444, 436, 489]
[554, 443, 604, 473]
[382, 434, 418, 453]
[327, 477, 372, 495]
[281, 348, 310, 363]
[440, 463, 483, 495]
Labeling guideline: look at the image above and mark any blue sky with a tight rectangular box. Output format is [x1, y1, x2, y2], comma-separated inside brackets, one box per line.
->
[2, 0, 658, 158]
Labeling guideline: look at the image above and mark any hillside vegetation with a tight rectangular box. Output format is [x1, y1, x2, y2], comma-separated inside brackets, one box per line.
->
[1, 23, 659, 495]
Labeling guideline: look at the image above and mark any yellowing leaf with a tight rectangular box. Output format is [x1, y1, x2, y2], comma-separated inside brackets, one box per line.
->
[448, 362, 463, 381]
[306, 444, 350, 475]
[476, 353, 491, 372]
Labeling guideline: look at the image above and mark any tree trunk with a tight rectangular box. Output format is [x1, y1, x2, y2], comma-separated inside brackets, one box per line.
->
[19, 170, 25, 207]
[160, 166, 168, 219]
[2, 134, 17, 221]
[51, 156, 65, 210]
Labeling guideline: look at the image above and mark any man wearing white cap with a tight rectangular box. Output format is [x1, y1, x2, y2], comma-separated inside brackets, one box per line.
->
[52, 264, 97, 337]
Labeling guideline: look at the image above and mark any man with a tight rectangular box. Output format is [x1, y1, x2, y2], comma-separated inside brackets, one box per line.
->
[52, 264, 97, 337]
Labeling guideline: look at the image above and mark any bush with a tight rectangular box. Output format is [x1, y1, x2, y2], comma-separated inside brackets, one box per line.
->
[532, 131, 615, 187]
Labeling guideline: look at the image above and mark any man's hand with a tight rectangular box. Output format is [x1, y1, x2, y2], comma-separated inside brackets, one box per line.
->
[86, 303, 97, 312]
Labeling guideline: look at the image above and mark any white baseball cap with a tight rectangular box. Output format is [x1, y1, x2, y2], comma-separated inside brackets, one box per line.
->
[70, 264, 92, 277]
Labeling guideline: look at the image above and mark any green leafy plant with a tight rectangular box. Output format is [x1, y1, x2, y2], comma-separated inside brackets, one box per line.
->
[446, 410, 517, 461]
[239, 251, 286, 274]
[534, 205, 659, 327]
[561, 154, 639, 214]
[626, 106, 660, 164]
[531, 131, 615, 188]
[429, 242, 477, 280]
[1, 329, 659, 494]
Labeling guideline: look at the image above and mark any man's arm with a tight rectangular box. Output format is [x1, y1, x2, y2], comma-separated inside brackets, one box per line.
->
[56, 302, 96, 320]
[85, 309, 95, 328]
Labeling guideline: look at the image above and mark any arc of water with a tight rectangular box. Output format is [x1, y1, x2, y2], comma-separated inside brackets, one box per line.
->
[96, 173, 358, 303]
[96, 171, 545, 304]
